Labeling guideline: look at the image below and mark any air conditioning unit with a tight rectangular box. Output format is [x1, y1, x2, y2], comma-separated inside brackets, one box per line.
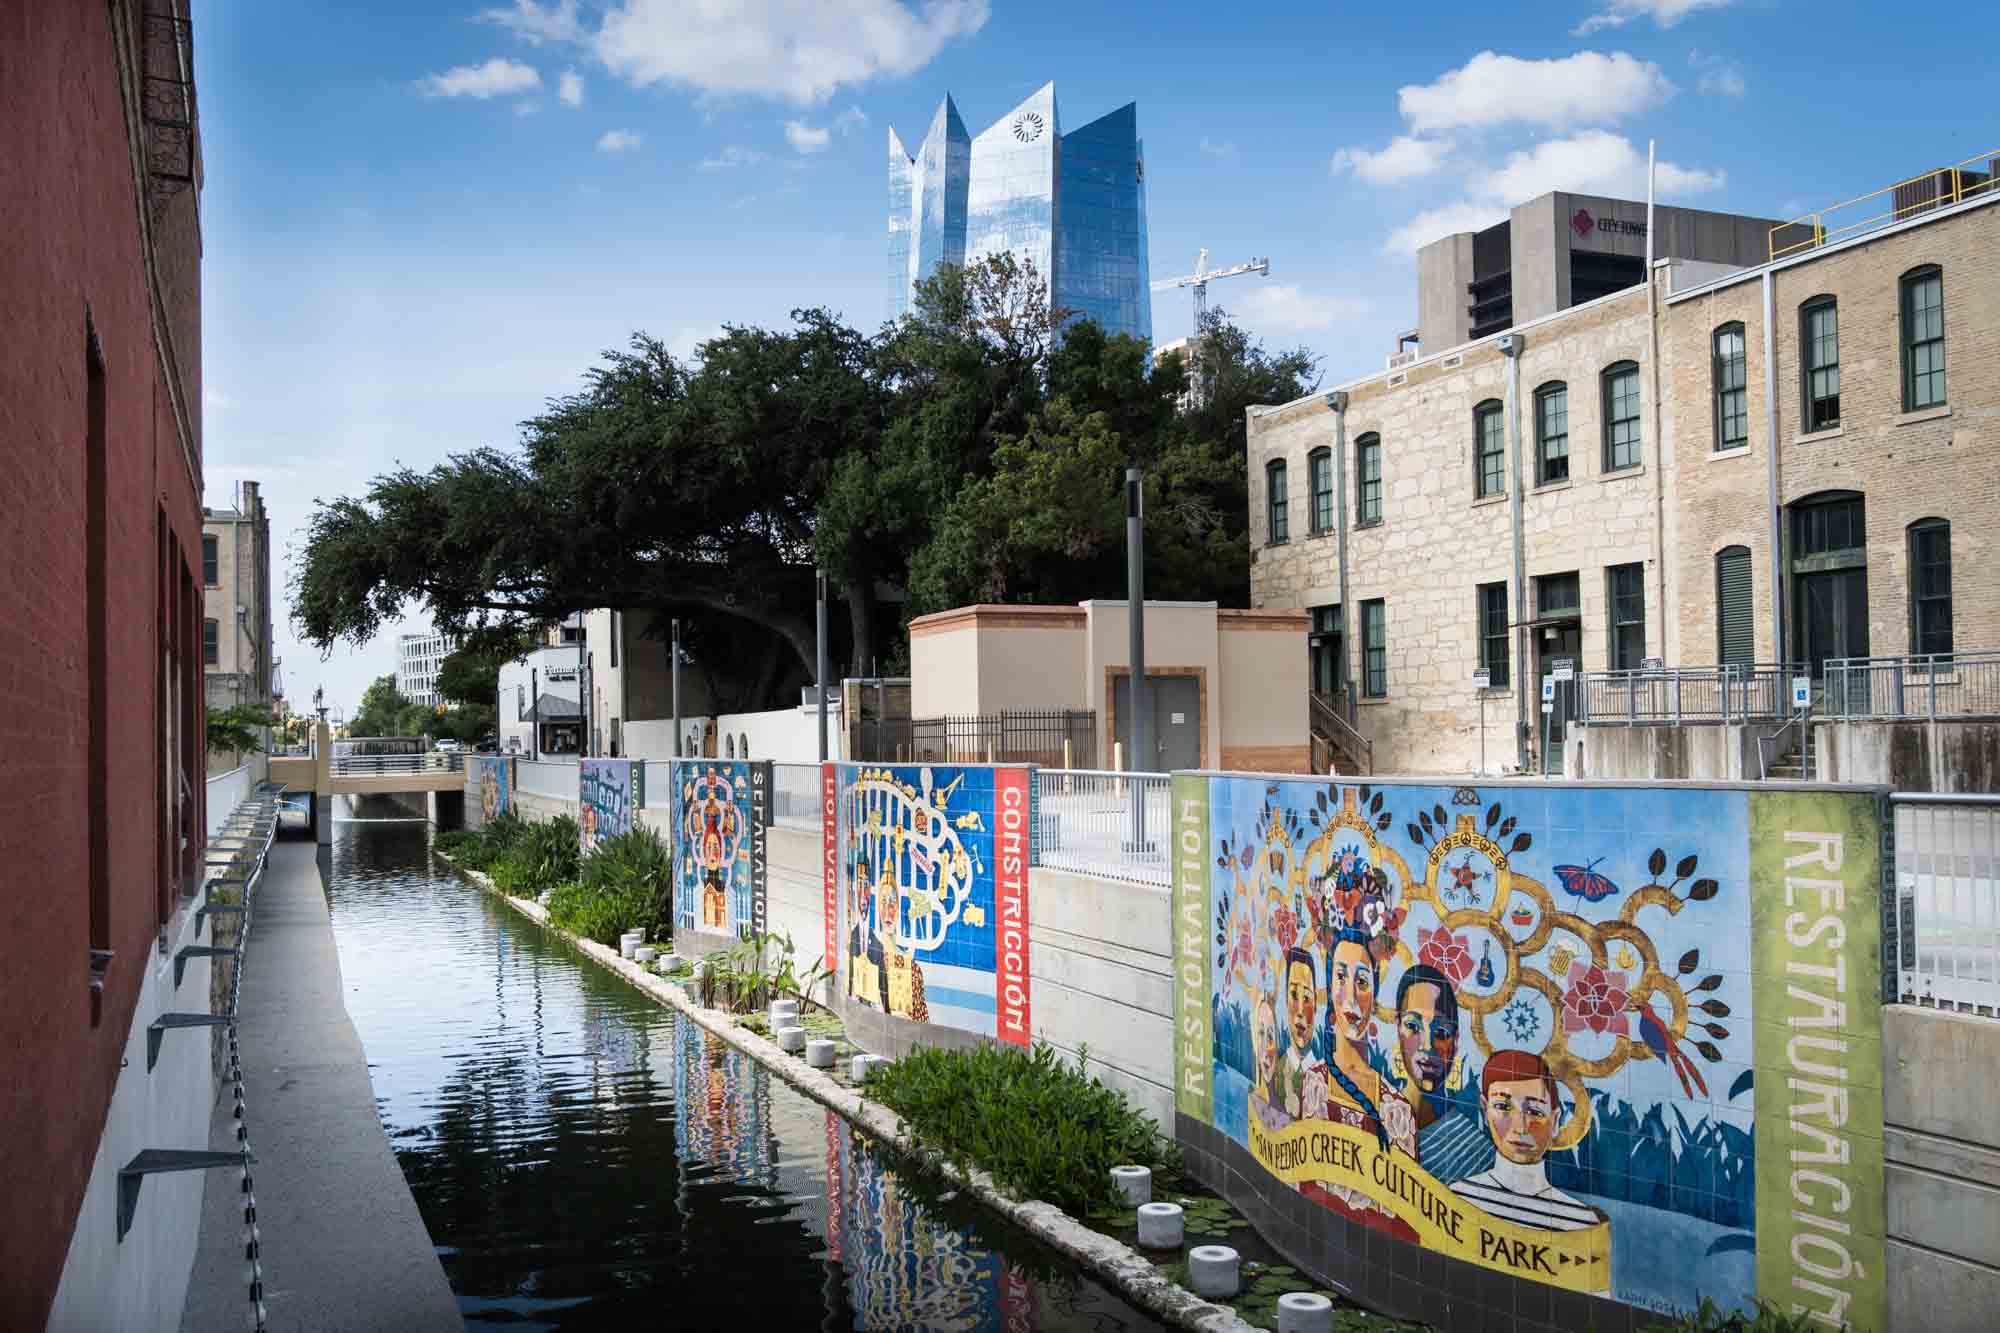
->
[1386, 349, 1418, 370]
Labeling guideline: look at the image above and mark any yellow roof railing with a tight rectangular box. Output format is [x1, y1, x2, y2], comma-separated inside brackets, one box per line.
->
[1769, 149, 2000, 261]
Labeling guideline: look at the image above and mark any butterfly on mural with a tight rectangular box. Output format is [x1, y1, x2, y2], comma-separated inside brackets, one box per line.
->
[1552, 857, 1622, 903]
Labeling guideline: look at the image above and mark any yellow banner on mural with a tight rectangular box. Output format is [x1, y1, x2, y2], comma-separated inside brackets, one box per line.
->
[1246, 1118, 1612, 1294]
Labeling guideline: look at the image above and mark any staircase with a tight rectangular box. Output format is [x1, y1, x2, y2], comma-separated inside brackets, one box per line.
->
[1311, 691, 1373, 776]
[1765, 718, 1816, 781]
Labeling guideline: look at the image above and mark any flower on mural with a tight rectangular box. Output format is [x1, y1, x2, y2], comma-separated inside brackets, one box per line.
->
[1300, 1068, 1330, 1122]
[1418, 927, 1476, 984]
[1500, 996, 1542, 1044]
[1381, 1092, 1418, 1149]
[1232, 911, 1254, 975]
[1274, 901, 1300, 955]
[1563, 961, 1632, 1037]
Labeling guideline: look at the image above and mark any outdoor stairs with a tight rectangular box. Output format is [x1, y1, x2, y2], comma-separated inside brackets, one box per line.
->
[1311, 691, 1373, 776]
[1769, 726, 1816, 781]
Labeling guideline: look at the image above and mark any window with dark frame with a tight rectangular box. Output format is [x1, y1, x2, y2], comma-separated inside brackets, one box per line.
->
[1308, 447, 1333, 535]
[1535, 382, 1568, 484]
[1361, 599, 1387, 698]
[1356, 433, 1383, 525]
[1909, 519, 1952, 657]
[203, 617, 219, 666]
[1713, 323, 1748, 450]
[1266, 459, 1288, 544]
[1602, 361, 1641, 471]
[1607, 564, 1645, 669]
[1716, 546, 1754, 668]
[1310, 604, 1343, 695]
[1901, 268, 1945, 411]
[1802, 298, 1840, 432]
[1478, 582, 1510, 688]
[1474, 400, 1505, 498]
[202, 534, 218, 586]
[1537, 572, 1580, 619]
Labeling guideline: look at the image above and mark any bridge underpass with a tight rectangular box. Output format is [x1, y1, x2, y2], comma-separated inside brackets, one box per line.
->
[271, 725, 468, 844]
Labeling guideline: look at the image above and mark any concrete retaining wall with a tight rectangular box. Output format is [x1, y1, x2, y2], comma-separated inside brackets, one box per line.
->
[1567, 722, 1778, 780]
[1816, 720, 2000, 792]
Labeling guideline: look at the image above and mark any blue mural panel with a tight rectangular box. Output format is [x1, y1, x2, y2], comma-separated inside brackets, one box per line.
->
[466, 755, 511, 830]
[579, 758, 642, 855]
[669, 759, 768, 939]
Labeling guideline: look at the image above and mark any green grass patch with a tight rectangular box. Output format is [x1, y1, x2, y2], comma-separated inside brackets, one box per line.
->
[865, 1042, 1177, 1214]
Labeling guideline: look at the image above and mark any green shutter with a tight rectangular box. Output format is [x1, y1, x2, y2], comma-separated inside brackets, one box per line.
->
[1718, 548, 1754, 667]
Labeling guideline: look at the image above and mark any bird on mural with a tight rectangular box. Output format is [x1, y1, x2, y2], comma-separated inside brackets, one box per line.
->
[1632, 1001, 1708, 1099]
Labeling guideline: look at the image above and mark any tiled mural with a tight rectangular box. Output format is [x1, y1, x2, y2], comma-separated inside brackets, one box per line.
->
[465, 755, 511, 830]
[1173, 776, 1884, 1329]
[826, 764, 1032, 1046]
[579, 757, 643, 854]
[670, 759, 770, 940]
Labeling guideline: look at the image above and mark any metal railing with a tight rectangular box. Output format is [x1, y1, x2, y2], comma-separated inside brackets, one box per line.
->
[514, 758, 579, 799]
[205, 764, 253, 838]
[1893, 794, 2000, 1017]
[1770, 149, 2000, 260]
[771, 762, 822, 825]
[328, 752, 464, 776]
[852, 709, 1096, 767]
[1823, 652, 2000, 721]
[1577, 663, 1797, 726]
[1031, 768, 1170, 886]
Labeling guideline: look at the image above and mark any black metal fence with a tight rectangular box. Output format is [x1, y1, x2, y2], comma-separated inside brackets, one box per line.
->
[851, 709, 1096, 767]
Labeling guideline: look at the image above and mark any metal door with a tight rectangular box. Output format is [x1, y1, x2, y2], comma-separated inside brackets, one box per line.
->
[1797, 568, 1870, 677]
[1113, 675, 1202, 772]
[1537, 624, 1582, 775]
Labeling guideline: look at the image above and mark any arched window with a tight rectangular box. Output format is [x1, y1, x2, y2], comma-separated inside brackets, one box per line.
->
[1533, 382, 1568, 484]
[1901, 267, 1945, 411]
[1601, 361, 1641, 471]
[1712, 323, 1747, 450]
[1307, 446, 1334, 534]
[1715, 546, 1753, 667]
[1908, 519, 1952, 657]
[739, 732, 750, 759]
[1355, 433, 1382, 525]
[1473, 400, 1505, 497]
[1265, 458, 1289, 544]
[725, 733, 736, 758]
[1800, 296, 1840, 431]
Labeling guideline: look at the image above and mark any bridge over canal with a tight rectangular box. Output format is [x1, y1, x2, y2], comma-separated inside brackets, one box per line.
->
[269, 724, 468, 843]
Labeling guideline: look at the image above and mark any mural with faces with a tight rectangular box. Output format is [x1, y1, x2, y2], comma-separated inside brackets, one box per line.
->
[1187, 777, 1793, 1318]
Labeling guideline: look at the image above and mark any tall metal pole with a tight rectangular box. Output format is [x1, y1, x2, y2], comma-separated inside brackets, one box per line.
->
[671, 617, 682, 759]
[575, 612, 586, 757]
[529, 668, 539, 760]
[816, 572, 830, 763]
[1126, 467, 1149, 850]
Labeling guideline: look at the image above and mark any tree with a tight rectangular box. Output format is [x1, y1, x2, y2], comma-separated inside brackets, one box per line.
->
[348, 675, 415, 738]
[207, 704, 273, 756]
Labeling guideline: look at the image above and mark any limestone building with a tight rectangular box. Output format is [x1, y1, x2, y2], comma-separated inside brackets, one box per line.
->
[1249, 159, 1999, 777]
[202, 479, 274, 718]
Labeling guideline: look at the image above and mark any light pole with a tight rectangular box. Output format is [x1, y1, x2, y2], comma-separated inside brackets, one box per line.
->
[1126, 466, 1150, 852]
[671, 617, 682, 760]
[815, 572, 830, 763]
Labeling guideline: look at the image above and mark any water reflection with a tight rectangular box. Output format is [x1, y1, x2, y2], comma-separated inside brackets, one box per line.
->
[324, 822, 1162, 1331]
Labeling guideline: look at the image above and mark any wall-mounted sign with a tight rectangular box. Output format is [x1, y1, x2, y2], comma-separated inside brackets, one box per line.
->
[1472, 668, 1491, 690]
[544, 667, 578, 683]
[1572, 208, 1647, 240]
[1791, 676, 1812, 710]
[1552, 659, 1576, 682]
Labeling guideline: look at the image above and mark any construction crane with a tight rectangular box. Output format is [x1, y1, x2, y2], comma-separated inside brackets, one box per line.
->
[1151, 248, 1270, 332]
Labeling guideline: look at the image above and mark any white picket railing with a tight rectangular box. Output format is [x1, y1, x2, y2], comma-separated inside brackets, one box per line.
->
[1894, 793, 2000, 1016]
[1031, 769, 1171, 886]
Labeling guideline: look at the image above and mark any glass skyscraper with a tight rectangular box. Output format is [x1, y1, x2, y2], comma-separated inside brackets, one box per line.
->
[888, 82, 1152, 346]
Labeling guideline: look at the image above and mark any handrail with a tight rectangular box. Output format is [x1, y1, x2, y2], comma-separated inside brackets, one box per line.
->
[1310, 691, 1372, 774]
[1578, 662, 1800, 727]
[1770, 149, 2000, 259]
[1823, 651, 2000, 721]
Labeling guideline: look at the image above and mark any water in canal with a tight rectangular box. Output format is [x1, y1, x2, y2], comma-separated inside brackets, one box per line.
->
[324, 817, 1166, 1331]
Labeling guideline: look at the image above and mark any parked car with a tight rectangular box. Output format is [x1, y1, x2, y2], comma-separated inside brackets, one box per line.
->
[474, 735, 500, 753]
[434, 738, 462, 754]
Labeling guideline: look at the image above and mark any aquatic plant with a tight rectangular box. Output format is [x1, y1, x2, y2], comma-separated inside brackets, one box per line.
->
[866, 1041, 1177, 1214]
[543, 824, 667, 942]
[1643, 1298, 1828, 1333]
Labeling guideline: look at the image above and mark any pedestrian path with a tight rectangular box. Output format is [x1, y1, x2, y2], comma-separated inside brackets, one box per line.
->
[180, 838, 461, 1332]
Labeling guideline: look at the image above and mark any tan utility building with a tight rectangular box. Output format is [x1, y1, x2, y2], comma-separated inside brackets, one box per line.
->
[909, 600, 1310, 772]
[1249, 160, 1998, 777]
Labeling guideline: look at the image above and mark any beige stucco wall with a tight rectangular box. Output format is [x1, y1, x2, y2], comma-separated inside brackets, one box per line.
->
[1217, 614, 1309, 771]
[977, 626, 1088, 713]
[1083, 601, 1222, 769]
[910, 620, 983, 717]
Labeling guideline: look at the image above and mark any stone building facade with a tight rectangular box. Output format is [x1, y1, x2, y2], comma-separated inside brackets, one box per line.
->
[1250, 188, 1999, 776]
[202, 480, 273, 718]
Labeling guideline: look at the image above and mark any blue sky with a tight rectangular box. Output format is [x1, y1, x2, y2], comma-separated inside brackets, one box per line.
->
[194, 0, 2000, 712]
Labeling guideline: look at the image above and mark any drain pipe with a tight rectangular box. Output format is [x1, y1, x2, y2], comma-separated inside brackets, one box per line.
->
[1645, 141, 1669, 664]
[1327, 391, 1354, 721]
[1762, 269, 1784, 662]
[1500, 332, 1528, 773]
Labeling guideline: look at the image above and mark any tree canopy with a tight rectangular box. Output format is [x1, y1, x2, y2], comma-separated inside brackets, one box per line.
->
[295, 257, 1319, 709]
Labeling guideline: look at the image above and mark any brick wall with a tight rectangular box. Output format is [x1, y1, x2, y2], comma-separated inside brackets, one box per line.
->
[0, 2, 207, 1324]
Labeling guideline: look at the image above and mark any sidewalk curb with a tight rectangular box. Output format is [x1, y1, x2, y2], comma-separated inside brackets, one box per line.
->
[441, 853, 1258, 1333]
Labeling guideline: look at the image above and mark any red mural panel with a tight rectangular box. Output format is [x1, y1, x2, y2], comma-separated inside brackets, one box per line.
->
[822, 762, 839, 984]
[994, 767, 1032, 1046]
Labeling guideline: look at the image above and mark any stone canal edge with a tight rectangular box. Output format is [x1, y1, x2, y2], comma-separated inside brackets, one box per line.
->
[437, 852, 1258, 1333]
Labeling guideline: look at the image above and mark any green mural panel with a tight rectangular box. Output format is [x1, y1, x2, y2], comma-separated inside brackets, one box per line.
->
[1173, 773, 1212, 1125]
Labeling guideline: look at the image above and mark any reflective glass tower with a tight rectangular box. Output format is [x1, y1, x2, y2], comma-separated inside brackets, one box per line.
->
[889, 83, 1151, 346]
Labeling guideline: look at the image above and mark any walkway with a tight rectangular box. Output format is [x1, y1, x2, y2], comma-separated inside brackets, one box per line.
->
[180, 838, 461, 1332]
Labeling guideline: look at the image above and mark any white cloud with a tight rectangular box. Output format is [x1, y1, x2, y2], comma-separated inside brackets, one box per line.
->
[417, 57, 542, 100]
[205, 387, 236, 412]
[698, 145, 768, 171]
[558, 67, 584, 106]
[594, 0, 988, 103]
[784, 119, 831, 153]
[835, 106, 869, 134]
[1574, 0, 1736, 35]
[1227, 283, 1371, 333]
[596, 128, 642, 152]
[1690, 49, 1745, 98]
[1331, 134, 1452, 185]
[478, 0, 585, 45]
[1397, 50, 1673, 132]
[1199, 136, 1237, 158]
[1382, 131, 1724, 254]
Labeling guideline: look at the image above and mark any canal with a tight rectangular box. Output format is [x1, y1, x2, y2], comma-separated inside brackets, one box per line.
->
[323, 817, 1167, 1331]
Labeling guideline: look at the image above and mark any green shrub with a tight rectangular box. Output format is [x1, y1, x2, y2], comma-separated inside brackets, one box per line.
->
[1643, 1301, 1830, 1333]
[491, 815, 581, 894]
[544, 825, 668, 943]
[867, 1041, 1177, 1213]
[434, 829, 479, 858]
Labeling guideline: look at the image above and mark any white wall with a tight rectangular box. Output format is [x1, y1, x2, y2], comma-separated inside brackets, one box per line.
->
[625, 708, 844, 765]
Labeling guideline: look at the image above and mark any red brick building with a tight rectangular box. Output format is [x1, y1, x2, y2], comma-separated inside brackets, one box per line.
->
[0, 2, 213, 1325]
